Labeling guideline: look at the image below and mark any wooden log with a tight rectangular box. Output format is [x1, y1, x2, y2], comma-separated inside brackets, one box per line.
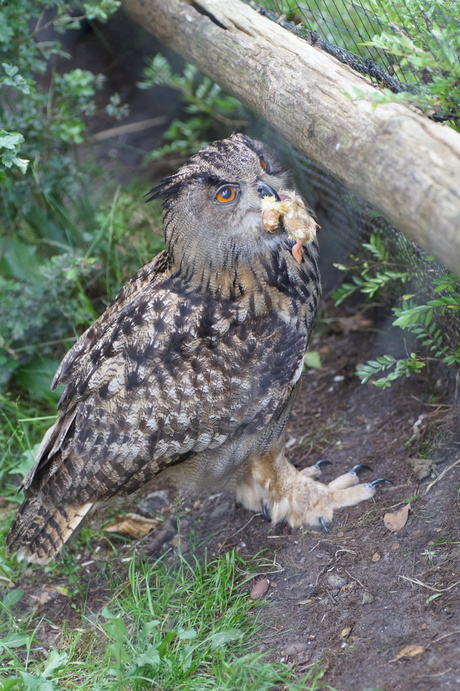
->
[122, 0, 460, 275]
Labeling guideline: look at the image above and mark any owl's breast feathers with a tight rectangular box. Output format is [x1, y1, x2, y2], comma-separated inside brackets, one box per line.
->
[22, 238, 320, 506]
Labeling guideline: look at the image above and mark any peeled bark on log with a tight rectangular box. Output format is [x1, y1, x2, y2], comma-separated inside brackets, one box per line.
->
[122, 0, 460, 275]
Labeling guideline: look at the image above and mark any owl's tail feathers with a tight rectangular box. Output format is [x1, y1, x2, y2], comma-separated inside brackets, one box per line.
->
[6, 497, 93, 565]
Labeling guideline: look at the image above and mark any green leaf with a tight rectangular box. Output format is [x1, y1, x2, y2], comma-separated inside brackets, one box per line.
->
[82, 0, 121, 21]
[426, 593, 443, 604]
[179, 643, 196, 672]
[2, 588, 24, 610]
[42, 650, 69, 679]
[208, 628, 242, 649]
[1, 62, 31, 94]
[303, 351, 322, 370]
[133, 645, 160, 669]
[15, 357, 61, 403]
[0, 130, 24, 150]
[0, 632, 30, 651]
[19, 672, 56, 691]
[177, 627, 197, 641]
[0, 237, 43, 282]
[0, 15, 14, 45]
[0, 677, 21, 691]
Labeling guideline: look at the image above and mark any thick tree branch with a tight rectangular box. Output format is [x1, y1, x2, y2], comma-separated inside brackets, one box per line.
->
[122, 0, 460, 275]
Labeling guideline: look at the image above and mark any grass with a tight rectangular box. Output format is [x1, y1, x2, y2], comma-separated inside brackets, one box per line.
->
[0, 546, 330, 690]
[0, 399, 331, 691]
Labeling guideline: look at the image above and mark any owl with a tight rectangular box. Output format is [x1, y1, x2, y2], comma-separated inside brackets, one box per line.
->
[6, 133, 388, 565]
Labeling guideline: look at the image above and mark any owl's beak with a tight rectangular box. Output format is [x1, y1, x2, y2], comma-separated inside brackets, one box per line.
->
[256, 181, 280, 202]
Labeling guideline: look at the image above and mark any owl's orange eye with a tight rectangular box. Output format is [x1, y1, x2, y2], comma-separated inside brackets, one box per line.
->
[260, 157, 268, 171]
[215, 185, 237, 204]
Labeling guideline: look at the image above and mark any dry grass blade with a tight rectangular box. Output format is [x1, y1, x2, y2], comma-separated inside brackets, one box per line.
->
[424, 458, 460, 495]
[399, 575, 460, 592]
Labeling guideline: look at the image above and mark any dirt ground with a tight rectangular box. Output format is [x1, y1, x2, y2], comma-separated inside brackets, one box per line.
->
[147, 326, 460, 691]
[12, 320, 460, 691]
[10, 12, 460, 690]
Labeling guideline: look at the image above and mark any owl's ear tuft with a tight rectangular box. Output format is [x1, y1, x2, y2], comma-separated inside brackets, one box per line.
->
[145, 173, 189, 203]
[145, 172, 225, 203]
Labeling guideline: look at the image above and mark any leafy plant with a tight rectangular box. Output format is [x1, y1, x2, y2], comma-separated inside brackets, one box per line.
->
[333, 235, 460, 388]
[332, 233, 410, 306]
[261, 1, 459, 129]
[357, 0, 460, 128]
[138, 54, 246, 161]
[0, 1, 138, 394]
[356, 352, 426, 388]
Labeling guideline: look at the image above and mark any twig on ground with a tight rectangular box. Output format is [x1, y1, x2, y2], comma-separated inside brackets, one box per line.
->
[424, 458, 460, 496]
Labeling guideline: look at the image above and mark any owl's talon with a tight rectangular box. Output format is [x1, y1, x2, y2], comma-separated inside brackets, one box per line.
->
[262, 500, 272, 522]
[349, 463, 373, 476]
[318, 517, 330, 533]
[314, 459, 332, 470]
[368, 478, 392, 489]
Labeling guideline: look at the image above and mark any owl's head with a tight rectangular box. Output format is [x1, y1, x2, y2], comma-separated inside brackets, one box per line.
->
[148, 132, 294, 284]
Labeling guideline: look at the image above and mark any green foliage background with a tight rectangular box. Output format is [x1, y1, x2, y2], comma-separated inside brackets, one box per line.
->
[0, 1, 166, 400]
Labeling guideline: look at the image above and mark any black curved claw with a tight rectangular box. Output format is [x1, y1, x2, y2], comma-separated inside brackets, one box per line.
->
[349, 463, 373, 476]
[314, 459, 332, 470]
[262, 500, 272, 522]
[368, 478, 393, 488]
[318, 517, 330, 533]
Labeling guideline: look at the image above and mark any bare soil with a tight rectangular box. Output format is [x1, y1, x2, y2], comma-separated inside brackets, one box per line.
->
[173, 324, 460, 691]
[11, 320, 460, 691]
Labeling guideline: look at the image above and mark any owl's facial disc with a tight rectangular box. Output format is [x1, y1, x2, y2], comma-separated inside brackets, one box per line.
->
[156, 133, 300, 278]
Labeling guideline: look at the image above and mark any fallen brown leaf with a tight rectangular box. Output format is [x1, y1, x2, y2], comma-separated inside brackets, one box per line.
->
[250, 577, 270, 600]
[384, 503, 411, 532]
[337, 315, 373, 334]
[104, 512, 159, 538]
[390, 644, 425, 662]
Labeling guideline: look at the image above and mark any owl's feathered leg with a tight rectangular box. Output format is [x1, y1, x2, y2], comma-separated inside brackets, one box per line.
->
[5, 495, 93, 565]
[235, 446, 387, 530]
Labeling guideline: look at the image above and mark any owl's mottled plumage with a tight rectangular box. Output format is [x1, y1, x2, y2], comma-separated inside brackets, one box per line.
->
[6, 133, 383, 564]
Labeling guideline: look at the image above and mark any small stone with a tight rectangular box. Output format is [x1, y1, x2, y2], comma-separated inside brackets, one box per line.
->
[327, 573, 348, 588]
[285, 641, 306, 656]
[371, 552, 381, 562]
[362, 592, 374, 604]
[139, 490, 170, 515]
[209, 500, 233, 520]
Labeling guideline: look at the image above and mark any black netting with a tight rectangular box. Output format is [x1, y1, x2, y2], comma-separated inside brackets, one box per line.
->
[248, 0, 460, 125]
[242, 2, 460, 368]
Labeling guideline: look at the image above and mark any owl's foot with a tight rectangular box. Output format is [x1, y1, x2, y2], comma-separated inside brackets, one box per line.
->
[235, 450, 390, 530]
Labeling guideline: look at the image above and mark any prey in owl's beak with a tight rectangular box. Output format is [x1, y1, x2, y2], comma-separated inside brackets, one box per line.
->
[259, 187, 319, 263]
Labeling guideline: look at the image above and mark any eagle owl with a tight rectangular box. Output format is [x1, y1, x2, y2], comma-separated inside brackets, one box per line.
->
[6, 133, 387, 564]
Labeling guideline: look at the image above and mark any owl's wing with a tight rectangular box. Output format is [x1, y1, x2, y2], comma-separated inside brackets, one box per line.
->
[51, 250, 172, 395]
[24, 267, 306, 505]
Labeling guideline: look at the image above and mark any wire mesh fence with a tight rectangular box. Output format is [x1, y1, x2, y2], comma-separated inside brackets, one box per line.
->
[245, 0, 460, 385]
[250, 0, 460, 126]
